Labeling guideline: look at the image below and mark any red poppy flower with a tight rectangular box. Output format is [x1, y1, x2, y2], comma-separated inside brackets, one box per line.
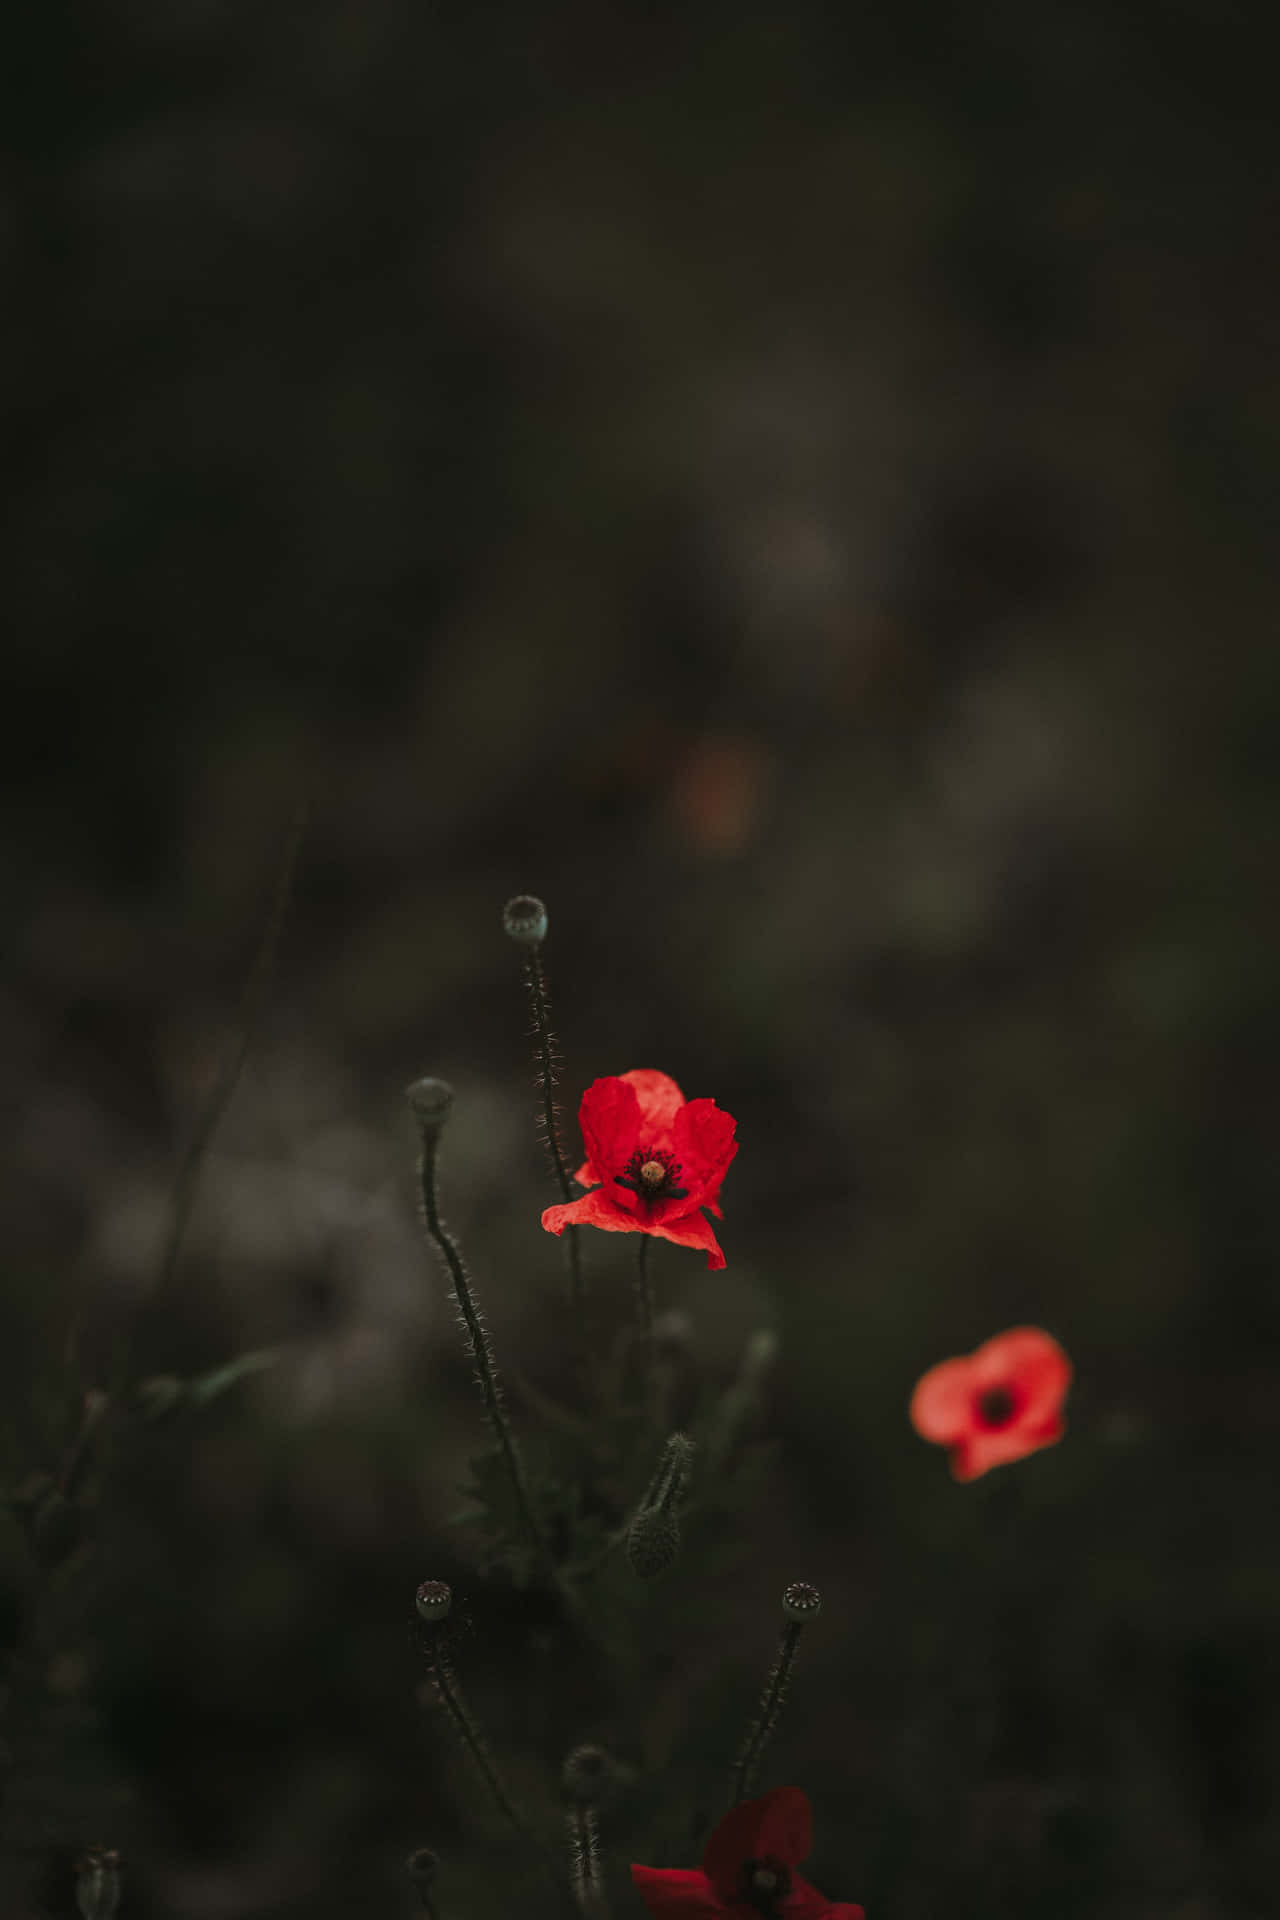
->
[631, 1786, 865, 1919]
[540, 1069, 736, 1270]
[909, 1326, 1072, 1481]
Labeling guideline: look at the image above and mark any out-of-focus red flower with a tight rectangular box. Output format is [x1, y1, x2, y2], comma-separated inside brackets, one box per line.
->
[631, 1786, 865, 1918]
[540, 1068, 736, 1270]
[910, 1326, 1072, 1481]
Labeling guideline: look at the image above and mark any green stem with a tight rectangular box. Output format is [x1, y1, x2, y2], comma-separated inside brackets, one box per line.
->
[429, 1649, 535, 1844]
[634, 1234, 654, 1340]
[568, 1807, 609, 1916]
[732, 1621, 803, 1804]
[524, 947, 584, 1309]
[417, 1134, 547, 1577]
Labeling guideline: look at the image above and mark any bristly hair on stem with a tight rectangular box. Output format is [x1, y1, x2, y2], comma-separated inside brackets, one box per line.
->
[420, 1628, 534, 1845]
[503, 894, 585, 1309]
[731, 1582, 823, 1804]
[408, 1082, 549, 1577]
[567, 1807, 608, 1917]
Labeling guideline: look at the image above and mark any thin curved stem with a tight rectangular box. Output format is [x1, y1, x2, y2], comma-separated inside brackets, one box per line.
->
[524, 947, 584, 1307]
[417, 1134, 547, 1575]
[732, 1620, 803, 1804]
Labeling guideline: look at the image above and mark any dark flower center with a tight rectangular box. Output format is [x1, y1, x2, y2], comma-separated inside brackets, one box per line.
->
[614, 1146, 688, 1207]
[740, 1856, 791, 1916]
[976, 1384, 1021, 1429]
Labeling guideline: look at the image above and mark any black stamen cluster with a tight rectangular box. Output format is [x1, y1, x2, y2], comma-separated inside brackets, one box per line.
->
[614, 1147, 688, 1205]
[741, 1857, 791, 1917]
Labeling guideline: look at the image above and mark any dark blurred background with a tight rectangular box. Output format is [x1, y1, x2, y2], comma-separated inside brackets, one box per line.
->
[3, 1, 1278, 1915]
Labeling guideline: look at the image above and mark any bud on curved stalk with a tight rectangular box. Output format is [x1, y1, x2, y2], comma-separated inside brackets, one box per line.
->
[75, 1849, 121, 1920]
[406, 1846, 440, 1917]
[502, 893, 585, 1310]
[626, 1433, 695, 1581]
[133, 1374, 186, 1422]
[731, 1581, 823, 1804]
[561, 1743, 623, 1810]
[406, 1081, 552, 1588]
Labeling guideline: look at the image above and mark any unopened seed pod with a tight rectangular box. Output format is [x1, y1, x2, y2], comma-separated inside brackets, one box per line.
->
[415, 1579, 453, 1623]
[502, 894, 548, 945]
[626, 1507, 680, 1580]
[406, 1078, 454, 1133]
[781, 1580, 822, 1623]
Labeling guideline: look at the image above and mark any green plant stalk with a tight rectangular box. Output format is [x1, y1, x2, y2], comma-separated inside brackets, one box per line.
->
[732, 1619, 803, 1804]
[417, 1133, 549, 1577]
[568, 1807, 609, 1916]
[427, 1646, 535, 1845]
[524, 946, 584, 1308]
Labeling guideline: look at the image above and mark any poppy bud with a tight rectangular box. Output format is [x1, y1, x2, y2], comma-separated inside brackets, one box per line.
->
[416, 1579, 453, 1623]
[502, 894, 548, 945]
[406, 1847, 438, 1885]
[134, 1374, 186, 1422]
[626, 1506, 681, 1580]
[781, 1580, 822, 1623]
[564, 1751, 614, 1804]
[406, 1848, 439, 1915]
[406, 1078, 454, 1133]
[74, 1849, 121, 1920]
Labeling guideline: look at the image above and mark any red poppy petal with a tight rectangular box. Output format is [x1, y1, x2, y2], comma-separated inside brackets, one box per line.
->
[953, 1414, 1066, 1480]
[541, 1188, 639, 1237]
[909, 1357, 975, 1443]
[672, 1099, 738, 1206]
[824, 1906, 867, 1919]
[785, 1872, 845, 1919]
[573, 1157, 597, 1189]
[649, 1208, 727, 1270]
[972, 1326, 1072, 1424]
[621, 1068, 687, 1142]
[578, 1076, 641, 1180]
[630, 1867, 726, 1917]
[703, 1789, 813, 1894]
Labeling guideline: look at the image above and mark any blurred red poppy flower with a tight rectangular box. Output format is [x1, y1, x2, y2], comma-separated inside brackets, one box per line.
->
[631, 1786, 865, 1918]
[541, 1069, 736, 1270]
[910, 1326, 1072, 1481]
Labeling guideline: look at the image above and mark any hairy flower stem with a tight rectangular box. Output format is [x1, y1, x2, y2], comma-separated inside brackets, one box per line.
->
[634, 1233, 654, 1339]
[631, 1234, 659, 1424]
[427, 1646, 537, 1848]
[732, 1620, 804, 1804]
[416, 1133, 548, 1580]
[523, 946, 584, 1309]
[567, 1807, 609, 1917]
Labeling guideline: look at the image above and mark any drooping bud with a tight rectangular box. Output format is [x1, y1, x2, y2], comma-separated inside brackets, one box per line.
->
[406, 1847, 438, 1885]
[75, 1850, 121, 1920]
[561, 1743, 613, 1808]
[502, 894, 548, 946]
[415, 1579, 453, 1623]
[406, 1078, 454, 1134]
[781, 1580, 822, 1624]
[406, 1848, 439, 1915]
[640, 1431, 695, 1515]
[134, 1374, 186, 1422]
[626, 1506, 681, 1580]
[627, 1431, 694, 1580]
